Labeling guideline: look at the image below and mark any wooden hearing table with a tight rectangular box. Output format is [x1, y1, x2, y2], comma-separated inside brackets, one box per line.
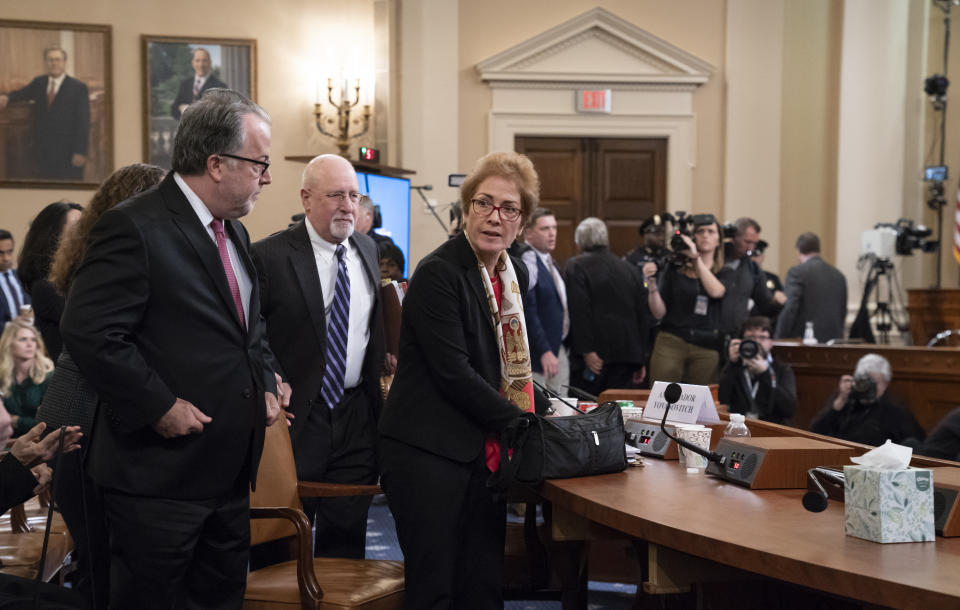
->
[540, 458, 960, 608]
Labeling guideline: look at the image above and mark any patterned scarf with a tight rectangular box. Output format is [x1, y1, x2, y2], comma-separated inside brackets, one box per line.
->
[476, 250, 535, 471]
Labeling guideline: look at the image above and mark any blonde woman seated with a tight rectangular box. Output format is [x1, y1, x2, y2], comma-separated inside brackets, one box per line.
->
[0, 319, 54, 437]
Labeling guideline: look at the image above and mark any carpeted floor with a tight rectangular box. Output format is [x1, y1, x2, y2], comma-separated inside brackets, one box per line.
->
[365, 500, 636, 609]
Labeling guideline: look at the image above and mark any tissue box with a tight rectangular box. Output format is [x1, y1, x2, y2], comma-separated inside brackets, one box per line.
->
[843, 465, 935, 543]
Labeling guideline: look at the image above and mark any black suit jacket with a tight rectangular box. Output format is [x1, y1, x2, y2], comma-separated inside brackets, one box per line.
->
[774, 255, 847, 343]
[61, 174, 274, 500]
[718, 359, 797, 425]
[565, 247, 650, 364]
[7, 74, 89, 180]
[0, 270, 31, 325]
[171, 74, 228, 119]
[379, 232, 547, 464]
[252, 221, 385, 443]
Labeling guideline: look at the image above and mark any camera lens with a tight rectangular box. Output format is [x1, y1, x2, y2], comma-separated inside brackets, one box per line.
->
[850, 373, 878, 404]
[739, 339, 759, 360]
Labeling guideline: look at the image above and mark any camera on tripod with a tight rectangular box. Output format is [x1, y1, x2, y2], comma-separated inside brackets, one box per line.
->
[861, 219, 938, 260]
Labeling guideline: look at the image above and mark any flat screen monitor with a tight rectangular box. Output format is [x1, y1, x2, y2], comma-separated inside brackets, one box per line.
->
[357, 172, 410, 277]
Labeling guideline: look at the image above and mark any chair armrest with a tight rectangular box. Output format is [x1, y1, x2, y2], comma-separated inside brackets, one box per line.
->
[296, 482, 382, 498]
[249, 507, 323, 604]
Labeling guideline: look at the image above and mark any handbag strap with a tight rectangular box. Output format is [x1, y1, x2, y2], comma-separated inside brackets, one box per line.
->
[486, 413, 535, 492]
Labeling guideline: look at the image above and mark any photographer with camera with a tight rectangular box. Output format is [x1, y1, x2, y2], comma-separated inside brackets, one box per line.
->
[625, 214, 672, 278]
[646, 213, 726, 385]
[718, 316, 796, 424]
[718, 218, 785, 343]
[809, 354, 925, 447]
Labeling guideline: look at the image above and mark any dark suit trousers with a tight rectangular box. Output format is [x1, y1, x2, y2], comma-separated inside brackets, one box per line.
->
[101, 482, 249, 610]
[380, 436, 506, 610]
[294, 387, 377, 558]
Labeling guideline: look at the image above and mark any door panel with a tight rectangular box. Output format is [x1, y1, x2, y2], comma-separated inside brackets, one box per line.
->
[516, 136, 667, 265]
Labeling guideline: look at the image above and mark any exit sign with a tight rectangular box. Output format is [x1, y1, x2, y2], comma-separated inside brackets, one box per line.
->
[576, 89, 612, 113]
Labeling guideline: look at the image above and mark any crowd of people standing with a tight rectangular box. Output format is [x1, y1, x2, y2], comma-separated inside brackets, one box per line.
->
[0, 85, 955, 609]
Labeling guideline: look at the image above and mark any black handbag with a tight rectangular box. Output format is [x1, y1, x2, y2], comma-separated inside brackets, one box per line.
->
[35, 349, 97, 437]
[488, 401, 627, 491]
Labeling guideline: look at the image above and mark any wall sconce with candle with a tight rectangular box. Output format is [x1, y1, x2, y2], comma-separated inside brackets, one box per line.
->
[315, 78, 371, 157]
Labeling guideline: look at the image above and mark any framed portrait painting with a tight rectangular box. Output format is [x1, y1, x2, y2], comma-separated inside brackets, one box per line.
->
[142, 35, 257, 169]
[0, 19, 112, 189]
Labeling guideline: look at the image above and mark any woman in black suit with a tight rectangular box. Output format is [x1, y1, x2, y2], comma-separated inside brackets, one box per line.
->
[17, 201, 83, 361]
[379, 151, 548, 609]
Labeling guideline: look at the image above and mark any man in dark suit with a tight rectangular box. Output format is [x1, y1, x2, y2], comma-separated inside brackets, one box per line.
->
[61, 89, 281, 608]
[718, 217, 786, 340]
[0, 46, 89, 181]
[521, 207, 569, 397]
[0, 230, 31, 325]
[171, 48, 228, 120]
[775, 232, 848, 343]
[566, 217, 651, 396]
[253, 154, 384, 559]
[719, 316, 796, 425]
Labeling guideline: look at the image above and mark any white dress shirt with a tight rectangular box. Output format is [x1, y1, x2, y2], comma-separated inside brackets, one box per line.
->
[173, 173, 252, 327]
[305, 220, 374, 389]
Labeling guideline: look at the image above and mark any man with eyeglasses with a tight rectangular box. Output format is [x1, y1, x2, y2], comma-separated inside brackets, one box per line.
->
[62, 88, 281, 607]
[253, 154, 385, 559]
[719, 316, 796, 425]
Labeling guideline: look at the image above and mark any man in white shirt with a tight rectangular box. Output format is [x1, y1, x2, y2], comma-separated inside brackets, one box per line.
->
[171, 47, 228, 120]
[253, 154, 385, 558]
[0, 230, 31, 325]
[521, 208, 570, 397]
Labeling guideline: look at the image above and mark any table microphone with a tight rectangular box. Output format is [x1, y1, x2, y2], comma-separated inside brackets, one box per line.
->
[802, 467, 843, 513]
[562, 385, 599, 402]
[659, 382, 726, 467]
[531, 379, 587, 414]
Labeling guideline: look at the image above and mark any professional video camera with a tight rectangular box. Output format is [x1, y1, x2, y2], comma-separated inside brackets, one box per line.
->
[668, 211, 717, 255]
[861, 218, 938, 259]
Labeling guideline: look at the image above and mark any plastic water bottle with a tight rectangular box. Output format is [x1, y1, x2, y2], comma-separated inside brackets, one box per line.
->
[802, 321, 817, 345]
[724, 413, 751, 438]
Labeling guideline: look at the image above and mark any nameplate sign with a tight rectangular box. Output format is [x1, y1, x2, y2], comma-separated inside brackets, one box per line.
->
[642, 381, 721, 425]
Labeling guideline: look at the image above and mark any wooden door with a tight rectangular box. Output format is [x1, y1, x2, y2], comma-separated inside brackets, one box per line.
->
[515, 136, 667, 266]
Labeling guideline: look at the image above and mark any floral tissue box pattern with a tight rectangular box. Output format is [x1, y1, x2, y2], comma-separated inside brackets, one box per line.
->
[843, 465, 935, 543]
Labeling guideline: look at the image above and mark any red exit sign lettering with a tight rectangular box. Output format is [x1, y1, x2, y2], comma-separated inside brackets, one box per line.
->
[576, 89, 612, 113]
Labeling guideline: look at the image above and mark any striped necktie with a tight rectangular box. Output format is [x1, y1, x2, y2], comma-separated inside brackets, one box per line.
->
[320, 243, 350, 409]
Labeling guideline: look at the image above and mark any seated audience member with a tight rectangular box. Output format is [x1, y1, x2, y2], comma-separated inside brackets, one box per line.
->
[16, 201, 83, 360]
[917, 407, 960, 461]
[646, 214, 726, 385]
[566, 217, 650, 396]
[521, 207, 569, 397]
[775, 231, 847, 343]
[0, 415, 82, 515]
[0, 319, 54, 436]
[625, 214, 671, 277]
[809, 353, 925, 447]
[717, 217, 785, 342]
[378, 241, 406, 283]
[718, 316, 796, 425]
